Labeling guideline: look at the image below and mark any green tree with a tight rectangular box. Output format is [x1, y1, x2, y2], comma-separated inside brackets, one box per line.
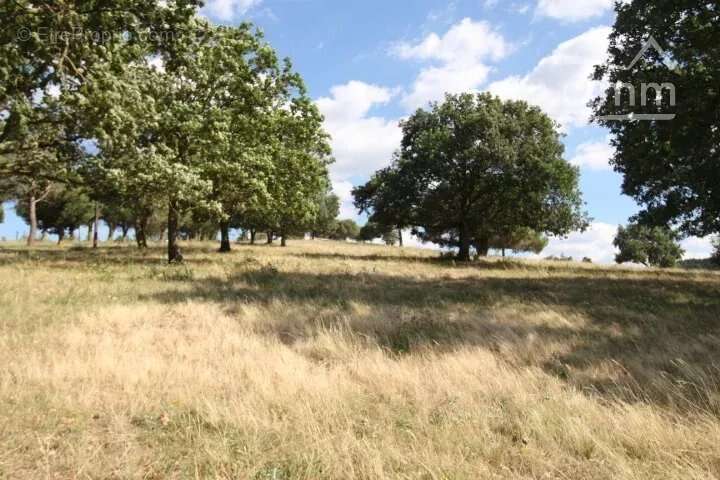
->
[189, 25, 302, 253]
[80, 20, 226, 263]
[489, 227, 549, 257]
[0, 1, 200, 186]
[614, 223, 684, 268]
[312, 192, 341, 239]
[378, 93, 587, 261]
[591, 2, 720, 238]
[353, 162, 413, 247]
[357, 221, 400, 246]
[16, 187, 94, 244]
[264, 96, 332, 248]
[330, 219, 361, 241]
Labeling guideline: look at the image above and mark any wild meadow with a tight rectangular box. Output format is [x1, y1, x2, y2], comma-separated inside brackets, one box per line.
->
[1, 240, 719, 479]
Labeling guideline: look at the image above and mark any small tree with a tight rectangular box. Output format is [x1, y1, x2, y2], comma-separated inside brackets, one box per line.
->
[16, 187, 94, 244]
[357, 221, 399, 246]
[353, 163, 413, 247]
[614, 223, 684, 268]
[311, 192, 340, 239]
[330, 219, 360, 241]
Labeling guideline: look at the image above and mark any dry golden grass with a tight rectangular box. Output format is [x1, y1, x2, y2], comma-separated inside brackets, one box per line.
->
[1, 239, 719, 479]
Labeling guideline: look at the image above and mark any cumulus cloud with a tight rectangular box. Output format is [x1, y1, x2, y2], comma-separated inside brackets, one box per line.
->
[680, 236, 715, 260]
[316, 81, 403, 180]
[569, 137, 614, 170]
[330, 179, 359, 220]
[201, 0, 261, 21]
[392, 18, 511, 110]
[489, 26, 611, 129]
[535, 0, 614, 22]
[538, 223, 715, 264]
[540, 222, 618, 263]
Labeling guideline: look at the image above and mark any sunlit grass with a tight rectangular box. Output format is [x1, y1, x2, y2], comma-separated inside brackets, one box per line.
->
[1, 240, 719, 479]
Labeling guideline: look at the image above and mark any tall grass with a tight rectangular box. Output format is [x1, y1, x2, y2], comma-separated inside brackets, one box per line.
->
[1, 240, 719, 479]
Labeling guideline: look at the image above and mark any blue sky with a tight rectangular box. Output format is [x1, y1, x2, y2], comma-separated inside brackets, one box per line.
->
[1, 0, 714, 261]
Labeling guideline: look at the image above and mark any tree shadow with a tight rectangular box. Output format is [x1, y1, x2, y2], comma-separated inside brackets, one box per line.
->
[5, 245, 719, 412]
[288, 251, 720, 277]
[141, 266, 720, 413]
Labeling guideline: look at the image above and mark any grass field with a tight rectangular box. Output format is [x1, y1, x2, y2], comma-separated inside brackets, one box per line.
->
[1, 240, 720, 479]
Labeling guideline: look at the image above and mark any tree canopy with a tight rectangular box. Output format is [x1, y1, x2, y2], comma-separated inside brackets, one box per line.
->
[591, 2, 720, 238]
[356, 93, 588, 260]
[613, 223, 684, 268]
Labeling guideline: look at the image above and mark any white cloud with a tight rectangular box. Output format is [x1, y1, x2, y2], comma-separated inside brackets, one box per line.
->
[331, 179, 358, 220]
[537, 223, 715, 264]
[402, 63, 494, 111]
[393, 18, 508, 64]
[680, 237, 715, 260]
[569, 137, 614, 170]
[535, 0, 613, 22]
[541, 222, 618, 263]
[489, 26, 610, 129]
[201, 0, 261, 21]
[316, 81, 403, 180]
[392, 18, 511, 110]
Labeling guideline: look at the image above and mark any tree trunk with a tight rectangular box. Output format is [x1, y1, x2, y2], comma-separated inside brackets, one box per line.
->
[26, 194, 37, 246]
[40, 230, 47, 241]
[266, 231, 273, 244]
[476, 235, 490, 257]
[57, 230, 65, 245]
[397, 227, 404, 247]
[457, 224, 471, 261]
[121, 226, 129, 242]
[158, 227, 165, 242]
[87, 222, 94, 242]
[135, 216, 148, 249]
[502, 247, 506, 258]
[219, 221, 231, 252]
[93, 204, 100, 249]
[108, 223, 116, 242]
[167, 199, 182, 263]
[281, 233, 287, 247]
[250, 229, 256, 245]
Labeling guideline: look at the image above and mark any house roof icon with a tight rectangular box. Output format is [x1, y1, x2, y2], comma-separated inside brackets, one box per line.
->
[624, 36, 671, 70]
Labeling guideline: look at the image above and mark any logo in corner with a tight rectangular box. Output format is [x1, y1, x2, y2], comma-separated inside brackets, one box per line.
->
[598, 35, 677, 122]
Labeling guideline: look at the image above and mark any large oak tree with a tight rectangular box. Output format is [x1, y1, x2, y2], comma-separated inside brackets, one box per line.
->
[591, 1, 720, 237]
[358, 93, 588, 261]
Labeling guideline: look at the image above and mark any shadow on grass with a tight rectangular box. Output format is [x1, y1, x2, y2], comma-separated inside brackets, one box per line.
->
[4, 245, 720, 411]
[141, 267, 720, 412]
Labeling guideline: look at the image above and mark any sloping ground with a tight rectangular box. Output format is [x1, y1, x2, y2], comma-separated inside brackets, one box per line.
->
[1, 240, 719, 479]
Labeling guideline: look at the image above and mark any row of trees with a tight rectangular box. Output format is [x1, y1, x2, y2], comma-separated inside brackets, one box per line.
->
[1, 1, 350, 262]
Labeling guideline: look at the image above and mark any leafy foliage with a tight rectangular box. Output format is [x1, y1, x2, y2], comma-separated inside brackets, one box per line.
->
[591, 2, 720, 237]
[329, 219, 361, 241]
[489, 227, 549, 256]
[357, 221, 400, 245]
[312, 193, 341, 239]
[15, 186, 94, 242]
[357, 93, 588, 260]
[613, 223, 684, 268]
